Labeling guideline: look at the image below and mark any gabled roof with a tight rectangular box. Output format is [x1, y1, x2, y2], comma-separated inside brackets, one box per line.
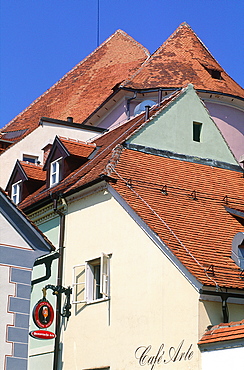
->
[198, 320, 244, 345]
[0, 30, 149, 149]
[123, 23, 244, 99]
[20, 161, 45, 181]
[5, 160, 45, 193]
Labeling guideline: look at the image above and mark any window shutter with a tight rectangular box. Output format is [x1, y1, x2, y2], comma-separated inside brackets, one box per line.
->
[100, 253, 110, 297]
[72, 264, 86, 303]
[86, 262, 94, 302]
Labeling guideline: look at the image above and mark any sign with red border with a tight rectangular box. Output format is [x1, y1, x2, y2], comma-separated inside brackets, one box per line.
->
[33, 300, 54, 329]
[29, 330, 56, 340]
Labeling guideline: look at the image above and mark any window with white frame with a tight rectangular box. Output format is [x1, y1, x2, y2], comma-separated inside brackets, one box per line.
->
[72, 253, 110, 304]
[23, 154, 38, 164]
[11, 180, 21, 204]
[50, 158, 62, 186]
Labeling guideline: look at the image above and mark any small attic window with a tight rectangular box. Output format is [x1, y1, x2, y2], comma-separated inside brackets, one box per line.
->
[23, 154, 38, 164]
[203, 65, 222, 80]
[193, 122, 202, 142]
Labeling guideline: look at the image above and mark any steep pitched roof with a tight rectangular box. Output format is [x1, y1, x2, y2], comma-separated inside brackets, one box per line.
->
[198, 320, 244, 345]
[110, 148, 244, 289]
[0, 30, 149, 148]
[123, 23, 244, 98]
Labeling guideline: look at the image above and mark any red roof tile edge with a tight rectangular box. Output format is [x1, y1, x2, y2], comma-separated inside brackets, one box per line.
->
[198, 320, 244, 345]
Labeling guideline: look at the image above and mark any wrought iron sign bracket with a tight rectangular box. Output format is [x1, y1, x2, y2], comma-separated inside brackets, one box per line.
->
[43, 284, 72, 319]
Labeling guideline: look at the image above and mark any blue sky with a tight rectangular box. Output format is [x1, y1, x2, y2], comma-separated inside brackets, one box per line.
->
[0, 0, 243, 129]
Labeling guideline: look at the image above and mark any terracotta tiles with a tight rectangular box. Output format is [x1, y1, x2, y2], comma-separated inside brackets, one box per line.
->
[111, 149, 244, 289]
[1, 30, 149, 146]
[18, 86, 244, 290]
[59, 137, 96, 158]
[198, 320, 244, 344]
[123, 23, 244, 98]
[20, 161, 45, 181]
[19, 104, 153, 209]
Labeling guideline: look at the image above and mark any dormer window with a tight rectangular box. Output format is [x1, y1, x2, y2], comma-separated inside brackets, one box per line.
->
[201, 63, 223, 80]
[207, 68, 222, 80]
[50, 158, 62, 187]
[11, 180, 21, 204]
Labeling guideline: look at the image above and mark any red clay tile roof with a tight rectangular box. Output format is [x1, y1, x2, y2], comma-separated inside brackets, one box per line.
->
[58, 137, 96, 158]
[19, 91, 180, 209]
[123, 23, 244, 98]
[198, 320, 244, 345]
[1, 30, 149, 147]
[18, 88, 244, 290]
[20, 161, 46, 181]
[110, 148, 244, 289]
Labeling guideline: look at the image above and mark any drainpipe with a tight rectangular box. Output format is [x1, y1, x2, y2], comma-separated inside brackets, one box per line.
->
[126, 92, 137, 120]
[200, 289, 244, 323]
[52, 195, 67, 370]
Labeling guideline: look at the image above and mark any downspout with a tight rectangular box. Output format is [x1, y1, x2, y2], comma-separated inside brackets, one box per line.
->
[200, 289, 244, 323]
[126, 92, 137, 120]
[52, 195, 67, 370]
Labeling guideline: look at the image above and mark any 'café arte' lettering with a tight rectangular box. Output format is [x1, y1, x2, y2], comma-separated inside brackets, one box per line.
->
[135, 340, 193, 369]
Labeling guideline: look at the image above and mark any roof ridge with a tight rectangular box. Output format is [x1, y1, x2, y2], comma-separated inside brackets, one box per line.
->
[20, 161, 43, 168]
[59, 136, 95, 146]
[121, 22, 227, 89]
[2, 30, 149, 132]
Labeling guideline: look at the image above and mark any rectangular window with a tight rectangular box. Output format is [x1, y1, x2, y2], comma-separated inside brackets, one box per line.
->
[72, 253, 110, 304]
[50, 158, 62, 186]
[23, 154, 38, 164]
[193, 122, 202, 142]
[11, 181, 21, 204]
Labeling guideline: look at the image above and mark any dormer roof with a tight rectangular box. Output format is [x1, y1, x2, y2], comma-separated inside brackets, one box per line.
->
[58, 137, 96, 158]
[19, 161, 45, 181]
[43, 136, 96, 171]
[6, 160, 45, 190]
[123, 23, 244, 99]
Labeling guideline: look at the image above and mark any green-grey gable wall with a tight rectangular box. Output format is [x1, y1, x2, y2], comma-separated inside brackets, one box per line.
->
[128, 85, 238, 166]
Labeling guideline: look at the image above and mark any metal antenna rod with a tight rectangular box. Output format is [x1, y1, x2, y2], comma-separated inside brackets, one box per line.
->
[97, 0, 100, 47]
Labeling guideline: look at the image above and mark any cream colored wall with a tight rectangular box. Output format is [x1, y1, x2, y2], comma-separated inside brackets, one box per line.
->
[0, 123, 102, 189]
[199, 299, 244, 337]
[62, 188, 202, 369]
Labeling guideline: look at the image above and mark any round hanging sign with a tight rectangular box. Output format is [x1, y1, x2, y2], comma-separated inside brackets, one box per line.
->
[29, 330, 56, 340]
[33, 299, 54, 329]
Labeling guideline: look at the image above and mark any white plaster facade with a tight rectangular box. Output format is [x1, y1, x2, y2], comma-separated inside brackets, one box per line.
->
[0, 121, 104, 189]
